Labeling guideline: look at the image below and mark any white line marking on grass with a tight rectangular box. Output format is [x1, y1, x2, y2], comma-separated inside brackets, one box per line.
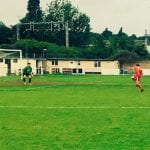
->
[121, 106, 150, 109]
[0, 106, 112, 109]
[25, 87, 43, 90]
[25, 85, 58, 91]
[0, 106, 150, 109]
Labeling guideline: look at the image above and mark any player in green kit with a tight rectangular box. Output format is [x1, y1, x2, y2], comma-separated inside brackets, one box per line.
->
[22, 63, 32, 85]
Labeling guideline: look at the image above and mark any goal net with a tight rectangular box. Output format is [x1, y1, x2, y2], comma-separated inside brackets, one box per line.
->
[0, 49, 22, 76]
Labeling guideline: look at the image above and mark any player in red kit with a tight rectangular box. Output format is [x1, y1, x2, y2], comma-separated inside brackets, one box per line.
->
[129, 64, 144, 92]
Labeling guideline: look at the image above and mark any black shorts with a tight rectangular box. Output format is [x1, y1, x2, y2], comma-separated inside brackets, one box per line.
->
[23, 73, 31, 77]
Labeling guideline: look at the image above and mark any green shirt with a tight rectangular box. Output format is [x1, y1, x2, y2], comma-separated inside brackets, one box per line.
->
[23, 66, 32, 75]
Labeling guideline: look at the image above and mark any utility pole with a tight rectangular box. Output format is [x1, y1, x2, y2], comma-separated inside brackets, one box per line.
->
[26, 42, 28, 63]
[145, 29, 148, 46]
[16, 24, 20, 40]
[65, 21, 69, 48]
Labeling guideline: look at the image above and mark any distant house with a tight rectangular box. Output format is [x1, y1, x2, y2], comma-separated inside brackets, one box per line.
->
[45, 58, 120, 75]
[0, 48, 120, 76]
[0, 58, 44, 76]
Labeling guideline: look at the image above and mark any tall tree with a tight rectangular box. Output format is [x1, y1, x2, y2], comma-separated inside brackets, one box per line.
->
[117, 27, 127, 37]
[45, 0, 91, 47]
[21, 0, 43, 22]
[101, 28, 113, 40]
[18, 0, 43, 40]
[114, 50, 140, 70]
[0, 22, 12, 44]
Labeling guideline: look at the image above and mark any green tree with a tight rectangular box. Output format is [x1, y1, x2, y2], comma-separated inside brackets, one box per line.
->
[133, 43, 148, 58]
[129, 34, 137, 40]
[114, 50, 140, 70]
[0, 22, 12, 44]
[21, 0, 43, 22]
[101, 28, 113, 40]
[45, 0, 90, 47]
[12, 39, 83, 58]
[117, 27, 127, 37]
[17, 0, 44, 40]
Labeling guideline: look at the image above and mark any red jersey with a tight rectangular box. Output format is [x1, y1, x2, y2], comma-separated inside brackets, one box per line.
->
[132, 66, 143, 77]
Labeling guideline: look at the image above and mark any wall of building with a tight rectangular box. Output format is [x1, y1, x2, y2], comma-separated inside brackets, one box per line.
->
[0, 58, 7, 76]
[79, 61, 101, 74]
[10, 59, 37, 75]
[0, 58, 122, 76]
[46, 59, 120, 75]
[0, 58, 38, 76]
[101, 61, 120, 75]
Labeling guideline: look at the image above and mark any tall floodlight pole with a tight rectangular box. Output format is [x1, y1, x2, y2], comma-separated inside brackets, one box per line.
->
[59, 9, 69, 48]
[16, 24, 20, 40]
[145, 29, 148, 46]
[26, 42, 29, 63]
[43, 49, 47, 59]
[65, 21, 69, 48]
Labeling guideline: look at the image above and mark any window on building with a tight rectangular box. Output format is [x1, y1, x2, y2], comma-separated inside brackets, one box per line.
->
[73, 69, 77, 73]
[94, 61, 101, 67]
[94, 61, 97, 67]
[78, 69, 82, 73]
[52, 60, 54, 65]
[98, 61, 101, 67]
[55, 60, 58, 65]
[13, 59, 18, 63]
[0, 59, 3, 62]
[52, 60, 58, 65]
[51, 68, 60, 74]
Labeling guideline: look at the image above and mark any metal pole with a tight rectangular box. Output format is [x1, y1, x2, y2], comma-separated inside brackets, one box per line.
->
[16, 24, 20, 40]
[43, 49, 47, 59]
[19, 50, 23, 76]
[26, 42, 28, 63]
[145, 29, 148, 46]
[65, 21, 69, 48]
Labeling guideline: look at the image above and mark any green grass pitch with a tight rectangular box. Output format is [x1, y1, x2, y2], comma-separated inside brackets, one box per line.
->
[0, 75, 150, 149]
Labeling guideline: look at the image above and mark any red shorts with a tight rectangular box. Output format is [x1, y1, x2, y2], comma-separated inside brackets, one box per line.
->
[132, 74, 141, 81]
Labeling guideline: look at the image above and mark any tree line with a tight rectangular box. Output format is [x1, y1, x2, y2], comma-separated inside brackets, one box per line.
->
[0, 0, 149, 66]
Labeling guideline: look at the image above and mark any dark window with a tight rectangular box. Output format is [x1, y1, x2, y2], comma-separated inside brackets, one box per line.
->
[98, 61, 101, 67]
[94, 61, 101, 67]
[52, 60, 58, 65]
[13, 59, 18, 63]
[0, 59, 3, 62]
[52, 60, 54, 65]
[55, 60, 58, 65]
[94, 61, 97, 67]
[56, 68, 60, 73]
[73, 69, 77, 73]
[78, 69, 82, 73]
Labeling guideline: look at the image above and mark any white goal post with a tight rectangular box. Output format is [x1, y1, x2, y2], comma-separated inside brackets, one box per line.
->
[0, 49, 22, 76]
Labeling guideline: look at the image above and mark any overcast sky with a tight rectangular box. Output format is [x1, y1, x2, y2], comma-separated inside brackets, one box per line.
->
[0, 0, 150, 36]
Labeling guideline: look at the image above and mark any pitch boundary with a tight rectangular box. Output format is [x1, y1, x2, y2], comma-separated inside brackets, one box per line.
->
[0, 105, 150, 109]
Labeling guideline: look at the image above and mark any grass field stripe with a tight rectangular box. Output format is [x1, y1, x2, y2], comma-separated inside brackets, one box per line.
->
[0, 106, 113, 109]
[0, 106, 150, 109]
